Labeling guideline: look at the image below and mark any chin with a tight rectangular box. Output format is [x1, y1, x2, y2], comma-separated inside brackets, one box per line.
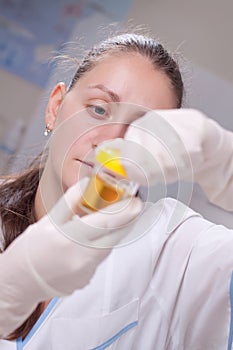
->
[61, 160, 93, 192]
[60, 173, 78, 192]
[62, 171, 89, 192]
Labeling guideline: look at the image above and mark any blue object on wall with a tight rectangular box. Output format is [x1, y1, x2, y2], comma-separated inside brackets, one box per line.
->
[0, 0, 132, 87]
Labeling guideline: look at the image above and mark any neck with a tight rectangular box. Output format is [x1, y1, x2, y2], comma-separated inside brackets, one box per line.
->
[34, 165, 64, 221]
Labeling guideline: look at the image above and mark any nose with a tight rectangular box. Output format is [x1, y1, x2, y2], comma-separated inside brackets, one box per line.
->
[90, 123, 128, 147]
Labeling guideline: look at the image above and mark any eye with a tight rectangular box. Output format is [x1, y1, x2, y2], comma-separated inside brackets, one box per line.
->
[87, 105, 110, 120]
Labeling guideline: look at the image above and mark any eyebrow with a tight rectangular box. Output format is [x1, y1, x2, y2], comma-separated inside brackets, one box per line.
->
[87, 84, 120, 103]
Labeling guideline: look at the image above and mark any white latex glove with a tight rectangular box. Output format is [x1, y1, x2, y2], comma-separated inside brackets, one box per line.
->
[0, 178, 142, 337]
[98, 109, 233, 211]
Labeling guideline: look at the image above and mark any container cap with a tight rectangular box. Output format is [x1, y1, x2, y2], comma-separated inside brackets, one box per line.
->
[96, 147, 127, 177]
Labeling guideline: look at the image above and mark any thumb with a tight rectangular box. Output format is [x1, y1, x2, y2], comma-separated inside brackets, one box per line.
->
[96, 138, 163, 186]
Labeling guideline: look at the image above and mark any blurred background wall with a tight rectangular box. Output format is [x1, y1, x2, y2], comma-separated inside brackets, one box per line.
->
[128, 0, 233, 127]
[0, 0, 233, 226]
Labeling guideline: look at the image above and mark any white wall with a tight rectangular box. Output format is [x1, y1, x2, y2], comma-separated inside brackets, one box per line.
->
[126, 0, 233, 126]
[0, 69, 42, 172]
[127, 0, 233, 84]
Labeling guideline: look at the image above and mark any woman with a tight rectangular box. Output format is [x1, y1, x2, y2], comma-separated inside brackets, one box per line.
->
[0, 33, 233, 349]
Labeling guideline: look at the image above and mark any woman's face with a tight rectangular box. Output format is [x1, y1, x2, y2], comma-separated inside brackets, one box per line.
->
[45, 53, 178, 191]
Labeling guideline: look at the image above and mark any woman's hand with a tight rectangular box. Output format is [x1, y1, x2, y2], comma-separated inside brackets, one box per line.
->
[99, 109, 233, 210]
[0, 178, 142, 337]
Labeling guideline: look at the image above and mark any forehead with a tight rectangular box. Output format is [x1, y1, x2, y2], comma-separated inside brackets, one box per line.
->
[74, 53, 177, 109]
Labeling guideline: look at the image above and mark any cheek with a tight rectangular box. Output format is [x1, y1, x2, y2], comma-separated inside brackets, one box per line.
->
[66, 133, 93, 160]
[50, 114, 91, 158]
[49, 123, 96, 177]
[48, 136, 94, 190]
[55, 93, 83, 123]
[49, 130, 92, 171]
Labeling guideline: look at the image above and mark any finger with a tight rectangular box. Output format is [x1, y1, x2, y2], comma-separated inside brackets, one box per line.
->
[60, 197, 143, 244]
[81, 201, 160, 249]
[120, 141, 163, 185]
[82, 196, 143, 228]
[95, 138, 124, 150]
[125, 111, 192, 182]
[96, 138, 162, 185]
[93, 224, 131, 248]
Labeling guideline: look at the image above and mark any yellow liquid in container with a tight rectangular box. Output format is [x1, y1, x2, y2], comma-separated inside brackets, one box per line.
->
[80, 173, 125, 212]
[79, 147, 138, 213]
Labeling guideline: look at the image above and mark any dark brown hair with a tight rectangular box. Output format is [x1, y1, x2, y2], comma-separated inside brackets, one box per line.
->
[0, 33, 184, 341]
[69, 33, 184, 107]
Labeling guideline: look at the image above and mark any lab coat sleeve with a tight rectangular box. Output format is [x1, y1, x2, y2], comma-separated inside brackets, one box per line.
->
[157, 109, 233, 211]
[0, 223, 70, 339]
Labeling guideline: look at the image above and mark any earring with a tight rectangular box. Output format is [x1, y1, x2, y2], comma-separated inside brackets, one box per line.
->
[44, 124, 52, 136]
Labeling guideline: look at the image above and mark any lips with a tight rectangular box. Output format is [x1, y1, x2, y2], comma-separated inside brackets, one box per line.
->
[76, 159, 94, 168]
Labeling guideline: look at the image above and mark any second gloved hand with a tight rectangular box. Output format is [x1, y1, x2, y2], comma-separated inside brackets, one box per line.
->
[97, 109, 233, 210]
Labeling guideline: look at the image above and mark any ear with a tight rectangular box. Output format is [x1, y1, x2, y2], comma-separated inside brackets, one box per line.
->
[45, 82, 67, 130]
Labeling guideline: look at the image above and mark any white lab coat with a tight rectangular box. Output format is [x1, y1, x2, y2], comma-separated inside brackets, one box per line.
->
[0, 198, 233, 349]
